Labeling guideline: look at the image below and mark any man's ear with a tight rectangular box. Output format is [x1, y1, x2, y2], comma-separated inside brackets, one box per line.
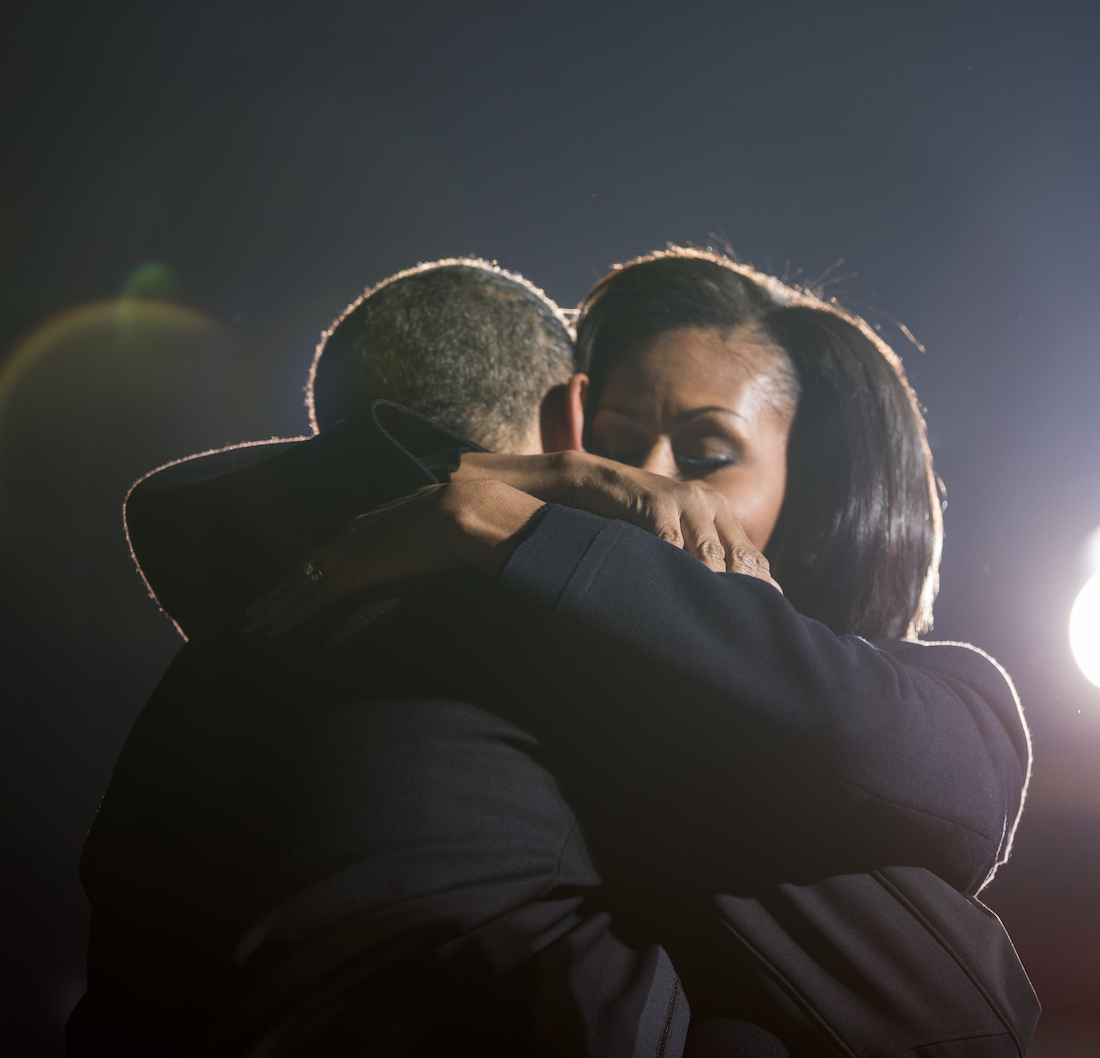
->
[539, 373, 588, 452]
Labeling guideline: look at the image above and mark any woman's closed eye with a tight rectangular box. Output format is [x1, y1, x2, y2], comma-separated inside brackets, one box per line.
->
[675, 453, 737, 476]
[595, 443, 740, 475]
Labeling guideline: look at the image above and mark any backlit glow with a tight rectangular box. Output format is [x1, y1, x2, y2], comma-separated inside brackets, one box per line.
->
[1070, 572, 1100, 688]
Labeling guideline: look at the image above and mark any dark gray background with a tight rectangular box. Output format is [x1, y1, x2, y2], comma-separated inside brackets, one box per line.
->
[2, 2, 1099, 1053]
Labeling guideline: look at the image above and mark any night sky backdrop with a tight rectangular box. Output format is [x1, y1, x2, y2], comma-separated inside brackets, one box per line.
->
[2, 2, 1099, 1053]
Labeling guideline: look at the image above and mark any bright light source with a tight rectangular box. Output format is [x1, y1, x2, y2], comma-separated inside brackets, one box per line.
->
[1070, 572, 1100, 687]
[1087, 526, 1100, 575]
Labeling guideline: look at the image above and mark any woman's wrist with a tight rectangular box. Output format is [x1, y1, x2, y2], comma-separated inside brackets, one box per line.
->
[453, 450, 596, 505]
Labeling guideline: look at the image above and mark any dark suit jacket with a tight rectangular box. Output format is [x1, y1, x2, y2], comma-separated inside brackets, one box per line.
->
[74, 403, 1038, 1057]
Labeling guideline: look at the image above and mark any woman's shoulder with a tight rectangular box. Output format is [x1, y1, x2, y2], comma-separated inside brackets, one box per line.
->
[874, 637, 1024, 717]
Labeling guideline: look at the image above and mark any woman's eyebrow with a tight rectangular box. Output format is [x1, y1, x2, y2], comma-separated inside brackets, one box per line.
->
[599, 405, 746, 424]
[675, 406, 746, 425]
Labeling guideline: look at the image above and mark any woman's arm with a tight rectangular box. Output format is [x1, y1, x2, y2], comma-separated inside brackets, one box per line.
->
[492, 503, 1029, 896]
[242, 471, 778, 634]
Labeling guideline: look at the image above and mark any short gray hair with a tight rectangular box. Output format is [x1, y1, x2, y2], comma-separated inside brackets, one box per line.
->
[307, 258, 576, 450]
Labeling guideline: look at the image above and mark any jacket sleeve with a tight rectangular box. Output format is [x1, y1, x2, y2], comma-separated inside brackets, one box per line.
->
[496, 505, 1031, 895]
[125, 403, 481, 639]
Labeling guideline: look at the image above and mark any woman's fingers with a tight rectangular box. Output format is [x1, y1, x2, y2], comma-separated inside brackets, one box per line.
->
[679, 488, 784, 591]
[714, 509, 784, 592]
[710, 504, 755, 575]
[676, 492, 727, 573]
[755, 551, 784, 594]
[647, 497, 686, 550]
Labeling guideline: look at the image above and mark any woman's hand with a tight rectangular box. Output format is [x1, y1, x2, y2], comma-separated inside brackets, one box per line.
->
[242, 480, 545, 636]
[454, 450, 781, 588]
[243, 453, 780, 636]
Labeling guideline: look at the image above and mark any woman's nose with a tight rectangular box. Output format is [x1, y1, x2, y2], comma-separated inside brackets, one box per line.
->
[639, 436, 679, 478]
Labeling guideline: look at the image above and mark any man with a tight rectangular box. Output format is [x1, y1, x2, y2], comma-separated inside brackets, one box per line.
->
[74, 259, 1036, 1058]
[70, 260, 699, 1058]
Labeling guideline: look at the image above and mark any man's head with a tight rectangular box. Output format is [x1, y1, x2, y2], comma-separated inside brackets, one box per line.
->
[307, 259, 577, 452]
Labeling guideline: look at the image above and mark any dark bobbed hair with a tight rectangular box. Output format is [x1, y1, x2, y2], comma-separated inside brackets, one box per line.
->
[308, 259, 576, 451]
[575, 248, 942, 639]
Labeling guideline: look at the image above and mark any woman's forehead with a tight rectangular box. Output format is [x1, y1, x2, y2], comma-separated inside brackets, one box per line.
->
[600, 325, 794, 411]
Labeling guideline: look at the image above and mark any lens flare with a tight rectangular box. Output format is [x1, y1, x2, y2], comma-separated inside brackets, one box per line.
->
[1070, 572, 1100, 688]
[122, 261, 180, 301]
[0, 298, 218, 418]
[0, 298, 229, 505]
[0, 296, 240, 639]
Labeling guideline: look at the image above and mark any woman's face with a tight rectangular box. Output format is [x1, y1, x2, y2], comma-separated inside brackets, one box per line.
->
[589, 325, 795, 550]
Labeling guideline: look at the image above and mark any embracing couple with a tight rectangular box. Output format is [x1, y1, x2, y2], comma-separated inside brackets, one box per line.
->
[69, 251, 1039, 1058]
